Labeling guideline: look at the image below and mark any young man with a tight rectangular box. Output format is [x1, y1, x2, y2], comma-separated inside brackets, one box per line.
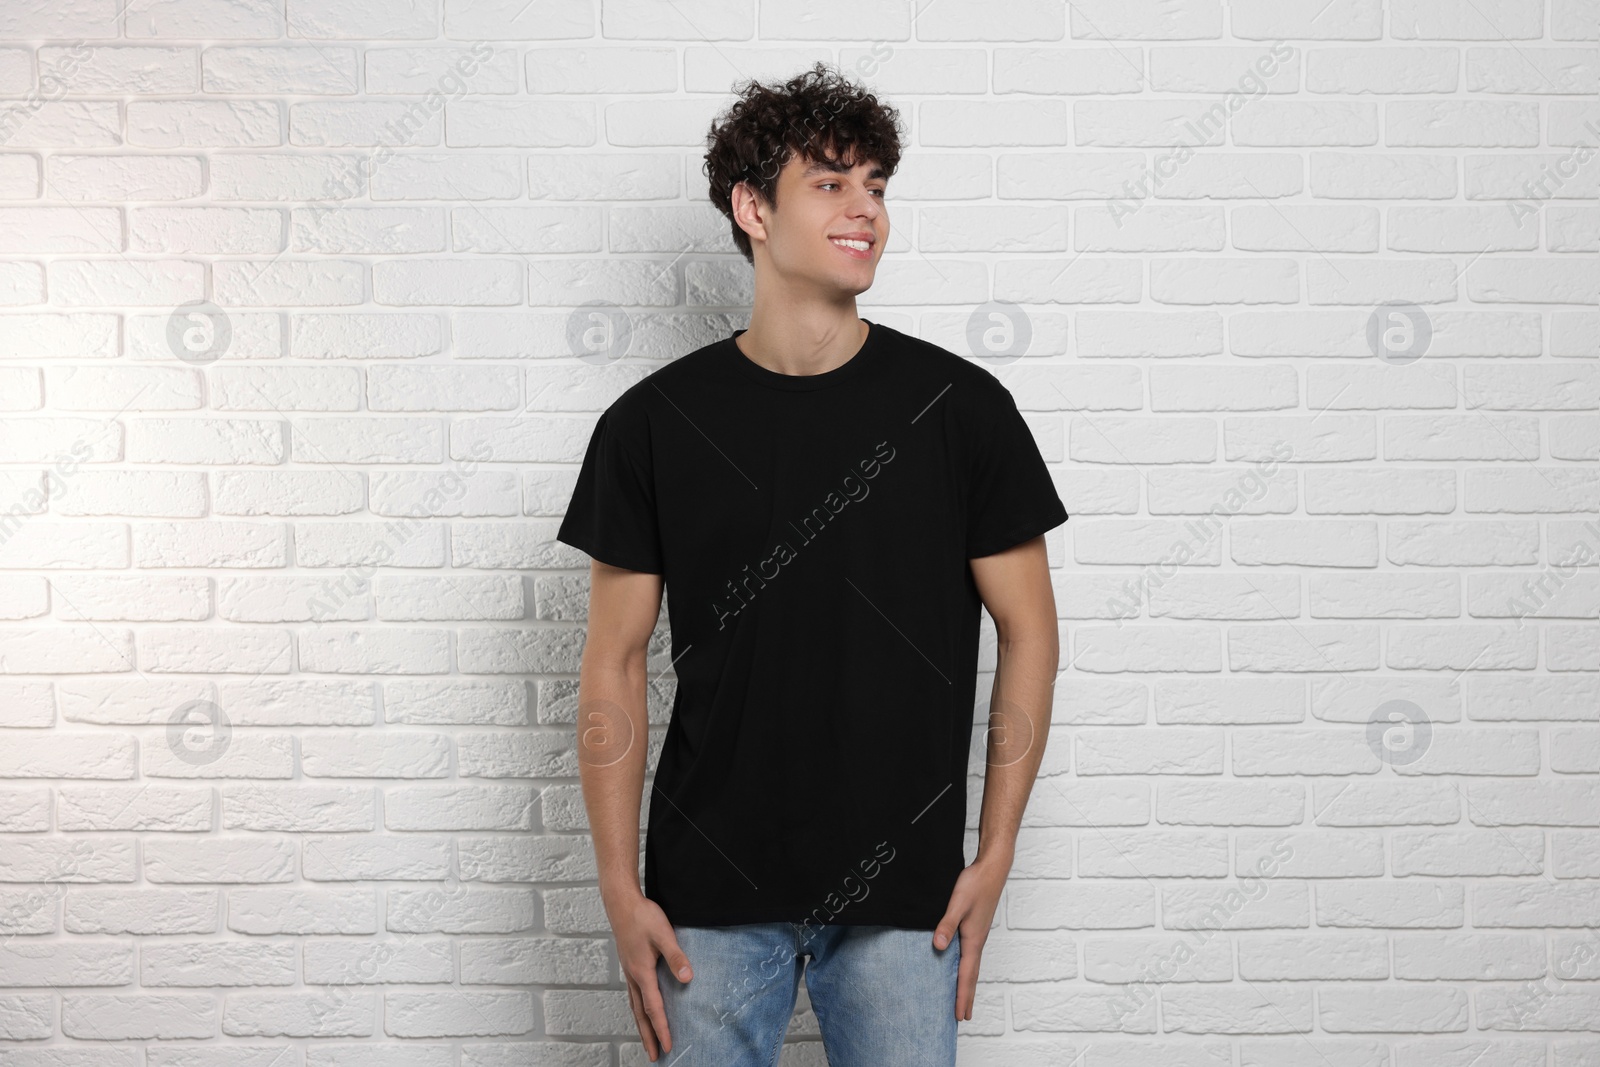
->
[557, 62, 1068, 1066]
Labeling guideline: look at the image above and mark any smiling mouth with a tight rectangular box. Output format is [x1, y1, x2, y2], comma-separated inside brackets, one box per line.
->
[830, 237, 873, 258]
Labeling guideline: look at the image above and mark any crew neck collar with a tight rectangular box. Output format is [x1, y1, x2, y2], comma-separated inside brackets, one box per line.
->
[728, 318, 883, 392]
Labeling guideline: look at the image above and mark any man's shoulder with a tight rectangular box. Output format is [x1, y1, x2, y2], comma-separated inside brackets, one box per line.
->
[874, 322, 1013, 412]
[878, 322, 1005, 382]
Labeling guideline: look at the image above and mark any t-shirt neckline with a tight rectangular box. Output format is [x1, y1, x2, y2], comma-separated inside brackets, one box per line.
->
[728, 318, 883, 392]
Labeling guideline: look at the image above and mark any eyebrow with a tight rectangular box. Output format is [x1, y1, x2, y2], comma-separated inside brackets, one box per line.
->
[801, 159, 887, 181]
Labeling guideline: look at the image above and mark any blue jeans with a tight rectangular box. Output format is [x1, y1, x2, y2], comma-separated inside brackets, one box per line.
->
[653, 921, 959, 1066]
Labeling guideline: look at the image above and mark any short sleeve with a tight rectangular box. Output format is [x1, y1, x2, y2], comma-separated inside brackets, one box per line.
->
[965, 381, 1069, 560]
[557, 403, 665, 575]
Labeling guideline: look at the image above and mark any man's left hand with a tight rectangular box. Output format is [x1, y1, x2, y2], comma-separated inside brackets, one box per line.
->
[931, 851, 1013, 1021]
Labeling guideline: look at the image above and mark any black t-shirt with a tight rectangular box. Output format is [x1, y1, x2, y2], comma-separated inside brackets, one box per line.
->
[556, 318, 1069, 930]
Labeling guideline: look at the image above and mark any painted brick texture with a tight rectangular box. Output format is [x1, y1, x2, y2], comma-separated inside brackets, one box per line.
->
[0, 1, 1597, 1064]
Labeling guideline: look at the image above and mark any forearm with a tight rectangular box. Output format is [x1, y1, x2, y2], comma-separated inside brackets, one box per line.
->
[974, 630, 1057, 867]
[575, 656, 652, 909]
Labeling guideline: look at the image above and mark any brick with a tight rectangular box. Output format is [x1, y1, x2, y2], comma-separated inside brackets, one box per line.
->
[226, 888, 378, 935]
[1312, 883, 1465, 927]
[1392, 827, 1544, 874]
[1168, 985, 1317, 1033]
[141, 942, 298, 987]
[383, 991, 532, 1037]
[1472, 861, 1600, 926]
[1392, 932, 1545, 979]
[1235, 940, 1388, 979]
[1318, 985, 1467, 1032]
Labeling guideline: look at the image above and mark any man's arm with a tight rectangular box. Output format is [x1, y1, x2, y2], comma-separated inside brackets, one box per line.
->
[575, 559, 692, 1062]
[970, 533, 1060, 868]
[576, 559, 660, 904]
[931, 533, 1060, 1020]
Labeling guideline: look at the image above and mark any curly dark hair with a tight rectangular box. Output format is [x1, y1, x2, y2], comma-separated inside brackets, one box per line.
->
[703, 61, 906, 264]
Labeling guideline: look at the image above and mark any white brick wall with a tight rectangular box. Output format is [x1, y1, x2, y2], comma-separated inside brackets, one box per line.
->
[0, 0, 1597, 1063]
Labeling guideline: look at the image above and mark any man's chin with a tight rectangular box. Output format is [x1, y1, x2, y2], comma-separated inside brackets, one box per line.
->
[832, 268, 876, 296]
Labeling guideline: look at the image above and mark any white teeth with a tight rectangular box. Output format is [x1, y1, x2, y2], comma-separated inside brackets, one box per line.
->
[832, 238, 870, 251]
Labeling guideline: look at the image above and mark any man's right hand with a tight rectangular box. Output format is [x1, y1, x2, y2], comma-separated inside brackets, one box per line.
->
[609, 891, 694, 1061]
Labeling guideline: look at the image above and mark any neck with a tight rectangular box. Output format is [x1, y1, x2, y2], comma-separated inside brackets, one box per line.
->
[735, 300, 867, 377]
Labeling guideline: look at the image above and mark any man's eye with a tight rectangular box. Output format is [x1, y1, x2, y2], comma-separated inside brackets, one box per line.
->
[820, 182, 886, 196]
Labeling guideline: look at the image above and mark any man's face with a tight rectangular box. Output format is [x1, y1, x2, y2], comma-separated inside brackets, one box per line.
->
[743, 150, 888, 296]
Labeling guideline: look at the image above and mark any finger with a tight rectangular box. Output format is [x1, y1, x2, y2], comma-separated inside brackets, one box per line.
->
[932, 909, 961, 950]
[658, 931, 694, 983]
[957, 937, 982, 1021]
[620, 985, 652, 1062]
[627, 977, 660, 1060]
[639, 969, 673, 1053]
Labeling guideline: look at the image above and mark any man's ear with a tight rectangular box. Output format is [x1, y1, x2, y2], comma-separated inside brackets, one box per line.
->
[731, 180, 770, 248]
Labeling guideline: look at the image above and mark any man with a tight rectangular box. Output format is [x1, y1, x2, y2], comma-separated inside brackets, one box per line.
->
[557, 62, 1068, 1066]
